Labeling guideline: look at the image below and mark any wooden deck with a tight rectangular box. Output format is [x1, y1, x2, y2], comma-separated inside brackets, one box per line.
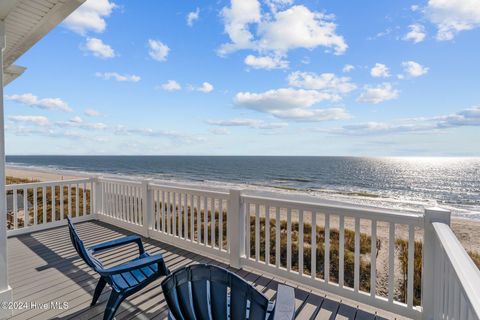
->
[7, 221, 408, 320]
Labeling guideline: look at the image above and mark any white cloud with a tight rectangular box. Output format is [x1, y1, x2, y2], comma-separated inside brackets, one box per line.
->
[207, 118, 288, 129]
[402, 61, 429, 77]
[324, 106, 480, 135]
[63, 0, 116, 35]
[70, 116, 83, 124]
[194, 82, 214, 93]
[342, 64, 354, 73]
[287, 71, 356, 94]
[411, 5, 420, 12]
[148, 39, 170, 61]
[219, 1, 347, 59]
[209, 128, 231, 135]
[159, 80, 182, 91]
[6, 93, 72, 112]
[85, 37, 115, 58]
[370, 63, 390, 78]
[234, 88, 349, 121]
[56, 119, 108, 130]
[95, 72, 140, 82]
[84, 109, 100, 117]
[357, 83, 399, 104]
[187, 8, 200, 26]
[244, 55, 288, 69]
[426, 0, 480, 40]
[8, 115, 50, 126]
[114, 126, 204, 144]
[403, 24, 427, 43]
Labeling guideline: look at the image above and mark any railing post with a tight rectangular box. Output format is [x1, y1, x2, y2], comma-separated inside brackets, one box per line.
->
[422, 207, 451, 320]
[92, 176, 103, 218]
[142, 179, 152, 238]
[228, 189, 244, 269]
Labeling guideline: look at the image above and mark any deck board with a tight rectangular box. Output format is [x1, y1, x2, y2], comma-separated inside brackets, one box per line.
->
[7, 221, 405, 319]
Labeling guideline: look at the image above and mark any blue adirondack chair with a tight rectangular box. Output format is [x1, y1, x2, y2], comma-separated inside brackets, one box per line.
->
[161, 264, 296, 320]
[67, 218, 170, 320]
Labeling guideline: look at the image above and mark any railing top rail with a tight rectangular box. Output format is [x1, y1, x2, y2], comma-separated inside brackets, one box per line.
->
[433, 222, 480, 318]
[149, 182, 230, 198]
[6, 178, 92, 190]
[242, 194, 424, 226]
[98, 177, 143, 186]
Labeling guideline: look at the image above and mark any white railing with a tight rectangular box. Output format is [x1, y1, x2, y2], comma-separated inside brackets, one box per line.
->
[430, 222, 480, 320]
[6, 178, 94, 236]
[5, 176, 480, 319]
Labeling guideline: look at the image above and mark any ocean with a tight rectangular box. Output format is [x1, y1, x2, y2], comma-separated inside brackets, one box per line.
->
[6, 156, 480, 219]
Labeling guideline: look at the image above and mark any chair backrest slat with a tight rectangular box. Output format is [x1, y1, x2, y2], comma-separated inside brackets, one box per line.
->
[161, 264, 270, 320]
[67, 218, 102, 271]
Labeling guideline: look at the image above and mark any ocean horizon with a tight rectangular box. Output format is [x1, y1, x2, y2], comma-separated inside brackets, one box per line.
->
[6, 155, 480, 220]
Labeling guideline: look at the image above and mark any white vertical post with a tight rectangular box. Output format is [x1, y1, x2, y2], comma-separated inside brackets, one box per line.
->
[142, 179, 152, 237]
[422, 207, 451, 320]
[93, 176, 103, 218]
[227, 189, 243, 269]
[0, 20, 13, 319]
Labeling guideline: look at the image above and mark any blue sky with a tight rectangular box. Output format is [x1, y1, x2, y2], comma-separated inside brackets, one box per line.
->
[4, 0, 480, 156]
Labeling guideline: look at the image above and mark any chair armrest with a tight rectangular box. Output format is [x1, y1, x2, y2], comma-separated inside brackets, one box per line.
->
[272, 284, 295, 320]
[89, 235, 145, 255]
[98, 254, 167, 276]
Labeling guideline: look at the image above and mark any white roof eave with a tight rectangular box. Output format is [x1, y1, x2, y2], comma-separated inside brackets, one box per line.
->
[1, 0, 86, 87]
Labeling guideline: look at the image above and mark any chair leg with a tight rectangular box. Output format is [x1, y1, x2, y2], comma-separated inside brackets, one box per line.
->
[91, 277, 107, 306]
[103, 291, 125, 320]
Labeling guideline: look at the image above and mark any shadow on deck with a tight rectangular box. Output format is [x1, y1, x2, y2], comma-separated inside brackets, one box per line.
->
[7, 221, 406, 319]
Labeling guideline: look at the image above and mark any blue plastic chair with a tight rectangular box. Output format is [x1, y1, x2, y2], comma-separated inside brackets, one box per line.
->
[161, 264, 295, 320]
[67, 218, 170, 320]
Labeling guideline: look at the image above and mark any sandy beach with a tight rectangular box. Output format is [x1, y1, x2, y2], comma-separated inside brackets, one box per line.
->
[6, 167, 86, 182]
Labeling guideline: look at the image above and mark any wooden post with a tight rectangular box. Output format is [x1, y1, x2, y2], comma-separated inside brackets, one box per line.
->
[228, 189, 244, 269]
[422, 207, 450, 320]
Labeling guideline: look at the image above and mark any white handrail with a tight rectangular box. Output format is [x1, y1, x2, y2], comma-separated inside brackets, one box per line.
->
[433, 222, 480, 320]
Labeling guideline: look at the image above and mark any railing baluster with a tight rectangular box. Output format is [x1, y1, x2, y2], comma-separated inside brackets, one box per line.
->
[299, 209, 304, 276]
[196, 195, 201, 243]
[324, 213, 330, 282]
[407, 225, 415, 308]
[162, 191, 166, 233]
[51, 185, 56, 221]
[388, 222, 395, 302]
[83, 183, 87, 217]
[158, 189, 162, 231]
[13, 189, 18, 229]
[211, 198, 215, 246]
[287, 207, 292, 272]
[172, 192, 177, 236]
[203, 196, 208, 245]
[311, 211, 317, 280]
[167, 191, 171, 233]
[132, 185, 136, 223]
[265, 205, 270, 265]
[354, 217, 360, 292]
[23, 188, 28, 226]
[75, 184, 79, 218]
[370, 219, 377, 297]
[42, 186, 46, 224]
[339, 215, 345, 288]
[275, 207, 280, 269]
[67, 184, 72, 218]
[219, 199, 223, 249]
[245, 203, 250, 259]
[33, 187, 38, 226]
[255, 204, 260, 262]
[184, 193, 188, 239]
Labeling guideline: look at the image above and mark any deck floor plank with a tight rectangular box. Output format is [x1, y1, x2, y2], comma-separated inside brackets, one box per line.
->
[7, 221, 402, 320]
